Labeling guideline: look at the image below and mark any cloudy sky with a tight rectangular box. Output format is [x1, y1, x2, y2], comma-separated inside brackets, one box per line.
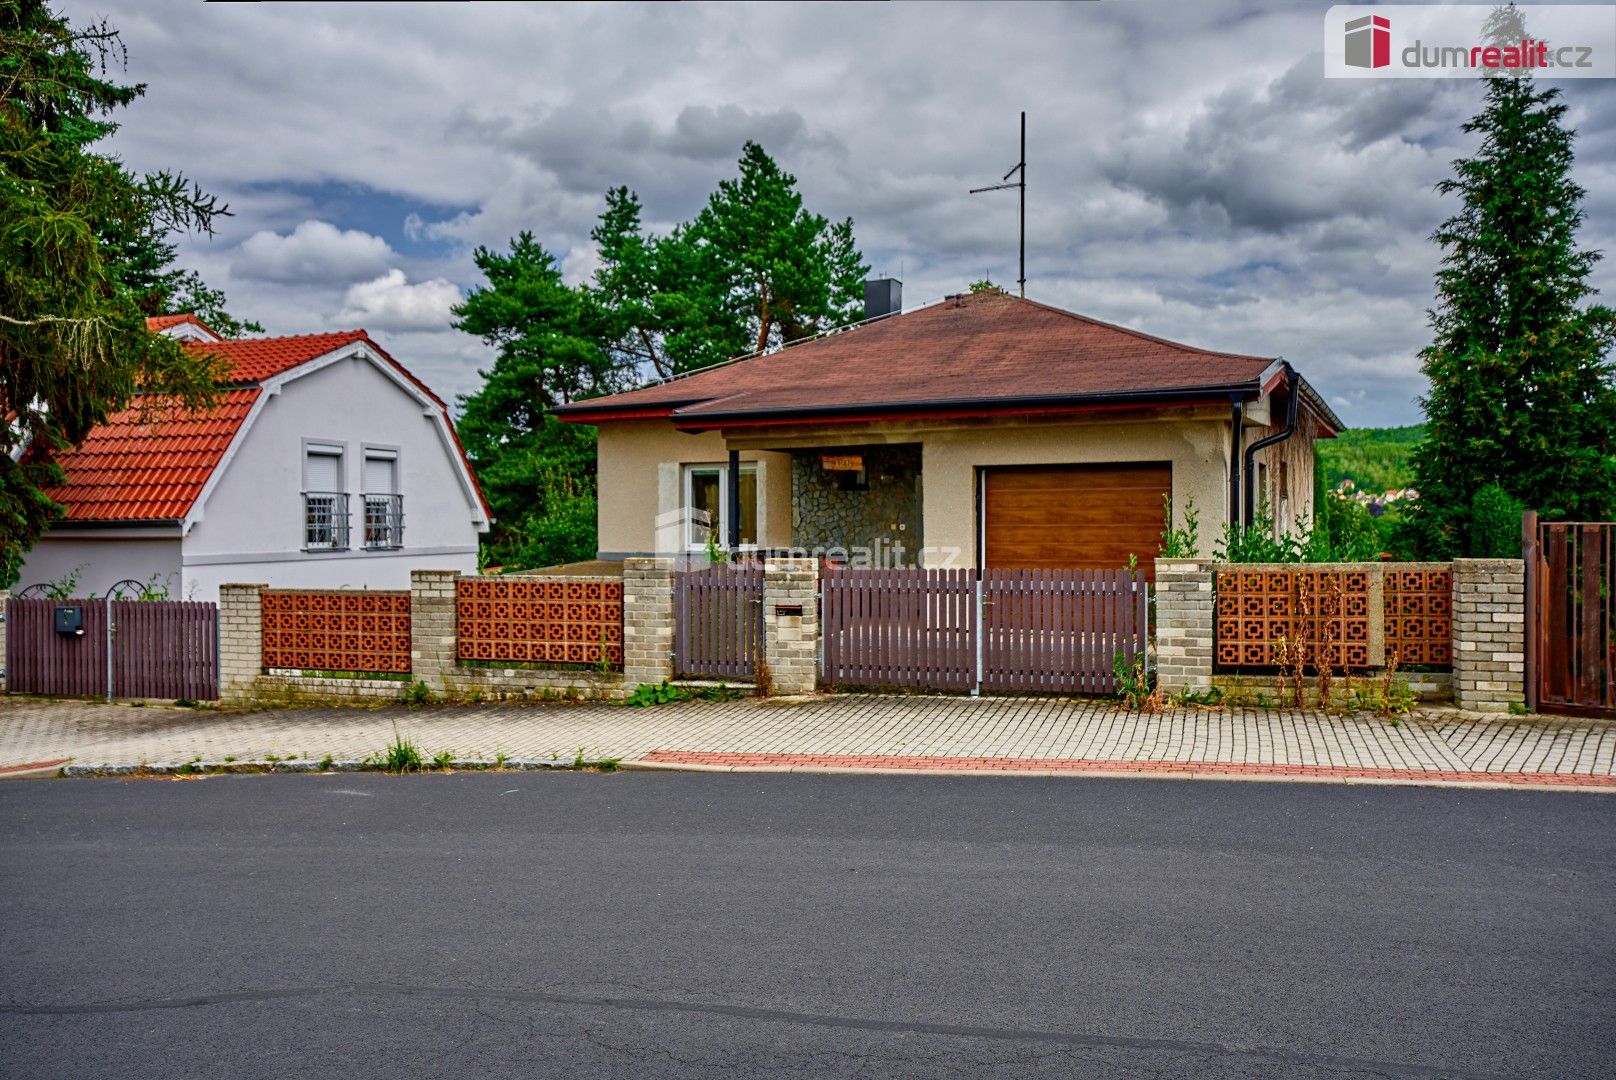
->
[96, 1, 1616, 427]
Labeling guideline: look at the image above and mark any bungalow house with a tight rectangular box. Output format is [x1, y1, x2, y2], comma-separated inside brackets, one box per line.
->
[553, 283, 1341, 576]
[12, 316, 490, 601]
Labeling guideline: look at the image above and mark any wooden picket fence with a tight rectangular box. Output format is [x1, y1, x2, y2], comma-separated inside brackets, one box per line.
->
[821, 566, 1147, 694]
[5, 598, 218, 700]
[674, 563, 764, 679]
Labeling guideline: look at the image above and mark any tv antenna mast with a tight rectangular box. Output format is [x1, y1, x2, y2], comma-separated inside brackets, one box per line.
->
[969, 110, 1026, 297]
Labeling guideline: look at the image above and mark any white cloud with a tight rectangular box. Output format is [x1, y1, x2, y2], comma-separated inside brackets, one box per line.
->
[100, 0, 1616, 426]
[236, 220, 394, 284]
[337, 269, 462, 332]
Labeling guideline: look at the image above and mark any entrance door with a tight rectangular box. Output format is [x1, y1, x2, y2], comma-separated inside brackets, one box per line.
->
[982, 463, 1171, 578]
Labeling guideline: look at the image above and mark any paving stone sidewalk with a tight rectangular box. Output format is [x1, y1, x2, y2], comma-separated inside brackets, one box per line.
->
[1, 694, 1612, 787]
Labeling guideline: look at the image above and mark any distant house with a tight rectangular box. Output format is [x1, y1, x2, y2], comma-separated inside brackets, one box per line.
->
[553, 283, 1342, 577]
[13, 316, 490, 601]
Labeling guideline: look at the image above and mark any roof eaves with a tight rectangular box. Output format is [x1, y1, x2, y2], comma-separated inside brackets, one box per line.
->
[670, 380, 1270, 426]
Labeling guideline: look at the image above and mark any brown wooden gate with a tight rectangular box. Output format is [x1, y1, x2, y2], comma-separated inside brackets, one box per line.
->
[674, 564, 763, 680]
[821, 567, 976, 690]
[983, 568, 1148, 694]
[5, 598, 218, 701]
[1527, 516, 1614, 717]
[820, 566, 1147, 694]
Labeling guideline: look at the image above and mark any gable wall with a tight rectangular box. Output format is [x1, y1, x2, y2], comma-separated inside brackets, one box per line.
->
[180, 354, 481, 597]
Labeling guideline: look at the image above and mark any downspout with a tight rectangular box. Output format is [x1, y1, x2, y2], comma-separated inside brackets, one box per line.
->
[1228, 398, 1244, 531]
[1243, 362, 1299, 526]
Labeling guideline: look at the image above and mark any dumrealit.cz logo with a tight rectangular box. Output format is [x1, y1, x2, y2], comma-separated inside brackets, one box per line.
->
[1344, 14, 1391, 69]
[1326, 6, 1616, 79]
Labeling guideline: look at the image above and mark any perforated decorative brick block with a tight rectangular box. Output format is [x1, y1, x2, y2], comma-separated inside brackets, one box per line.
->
[261, 590, 412, 674]
[1383, 568, 1453, 668]
[1214, 568, 1371, 672]
[456, 577, 624, 668]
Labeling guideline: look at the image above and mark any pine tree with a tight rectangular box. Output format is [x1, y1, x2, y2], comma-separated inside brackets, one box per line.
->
[1406, 75, 1616, 556]
[1, 1, 236, 584]
[689, 141, 868, 359]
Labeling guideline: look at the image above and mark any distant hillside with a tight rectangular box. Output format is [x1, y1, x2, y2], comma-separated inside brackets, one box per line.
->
[1316, 425, 1425, 494]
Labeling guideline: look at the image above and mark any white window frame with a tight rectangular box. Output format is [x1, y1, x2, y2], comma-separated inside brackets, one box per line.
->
[683, 462, 760, 552]
[361, 444, 402, 551]
[303, 440, 349, 551]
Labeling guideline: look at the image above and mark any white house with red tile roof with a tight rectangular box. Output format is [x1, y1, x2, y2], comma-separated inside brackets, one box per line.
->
[13, 318, 490, 601]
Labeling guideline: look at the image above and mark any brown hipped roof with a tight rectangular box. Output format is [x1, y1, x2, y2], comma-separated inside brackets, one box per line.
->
[554, 291, 1332, 428]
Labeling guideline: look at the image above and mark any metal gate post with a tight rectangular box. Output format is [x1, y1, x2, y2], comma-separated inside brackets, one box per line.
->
[104, 595, 113, 702]
[1522, 509, 1538, 713]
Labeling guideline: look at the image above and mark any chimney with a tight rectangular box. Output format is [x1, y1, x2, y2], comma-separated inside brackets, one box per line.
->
[863, 278, 902, 321]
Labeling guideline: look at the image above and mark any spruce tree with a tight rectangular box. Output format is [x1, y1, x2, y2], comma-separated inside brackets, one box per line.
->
[1407, 75, 1616, 556]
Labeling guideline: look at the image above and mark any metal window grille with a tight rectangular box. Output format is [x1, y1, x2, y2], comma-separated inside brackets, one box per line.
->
[304, 492, 350, 550]
[363, 493, 404, 550]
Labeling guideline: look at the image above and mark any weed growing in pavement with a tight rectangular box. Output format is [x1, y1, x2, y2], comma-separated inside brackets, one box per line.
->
[495, 751, 509, 768]
[1171, 686, 1224, 708]
[177, 756, 202, 775]
[572, 746, 586, 769]
[598, 758, 620, 773]
[223, 755, 236, 763]
[318, 754, 334, 771]
[432, 749, 454, 771]
[752, 651, 775, 699]
[403, 679, 435, 706]
[701, 682, 740, 702]
[1112, 651, 1161, 712]
[1509, 701, 1529, 716]
[626, 681, 693, 707]
[365, 728, 424, 773]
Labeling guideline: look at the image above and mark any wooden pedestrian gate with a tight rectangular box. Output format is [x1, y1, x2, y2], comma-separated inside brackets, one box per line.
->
[5, 598, 218, 701]
[674, 564, 763, 680]
[822, 566, 1148, 694]
[1527, 517, 1615, 717]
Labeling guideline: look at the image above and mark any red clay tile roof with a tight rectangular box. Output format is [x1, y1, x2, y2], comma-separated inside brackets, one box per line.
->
[195, 330, 371, 384]
[554, 291, 1287, 425]
[42, 390, 260, 521]
[145, 313, 218, 336]
[41, 327, 488, 523]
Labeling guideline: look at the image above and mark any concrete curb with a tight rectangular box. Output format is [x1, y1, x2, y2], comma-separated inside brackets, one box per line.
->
[52, 758, 610, 779]
[623, 759, 1616, 793]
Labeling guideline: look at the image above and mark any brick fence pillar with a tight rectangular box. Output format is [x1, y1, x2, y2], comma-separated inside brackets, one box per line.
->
[764, 557, 819, 695]
[622, 557, 675, 686]
[218, 583, 266, 702]
[1452, 558, 1526, 713]
[410, 569, 459, 690]
[1154, 558, 1213, 694]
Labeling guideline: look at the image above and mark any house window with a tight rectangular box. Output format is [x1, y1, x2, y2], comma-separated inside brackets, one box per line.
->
[304, 443, 349, 550]
[685, 463, 758, 549]
[362, 448, 403, 550]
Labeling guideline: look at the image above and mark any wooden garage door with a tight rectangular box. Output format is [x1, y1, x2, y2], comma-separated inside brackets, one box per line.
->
[984, 463, 1171, 577]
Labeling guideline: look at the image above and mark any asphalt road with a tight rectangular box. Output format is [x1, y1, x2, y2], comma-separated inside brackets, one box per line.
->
[1, 772, 1612, 1079]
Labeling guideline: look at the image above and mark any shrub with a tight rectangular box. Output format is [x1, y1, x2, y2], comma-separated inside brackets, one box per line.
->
[1159, 494, 1201, 558]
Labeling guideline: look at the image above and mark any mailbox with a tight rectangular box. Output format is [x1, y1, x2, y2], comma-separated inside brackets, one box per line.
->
[54, 605, 84, 637]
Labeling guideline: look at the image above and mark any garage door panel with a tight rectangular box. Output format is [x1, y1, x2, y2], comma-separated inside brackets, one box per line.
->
[988, 497, 1166, 523]
[984, 463, 1171, 576]
[988, 470, 1171, 494]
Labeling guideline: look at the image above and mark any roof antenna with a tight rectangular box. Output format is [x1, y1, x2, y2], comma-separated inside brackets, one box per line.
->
[969, 110, 1026, 298]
